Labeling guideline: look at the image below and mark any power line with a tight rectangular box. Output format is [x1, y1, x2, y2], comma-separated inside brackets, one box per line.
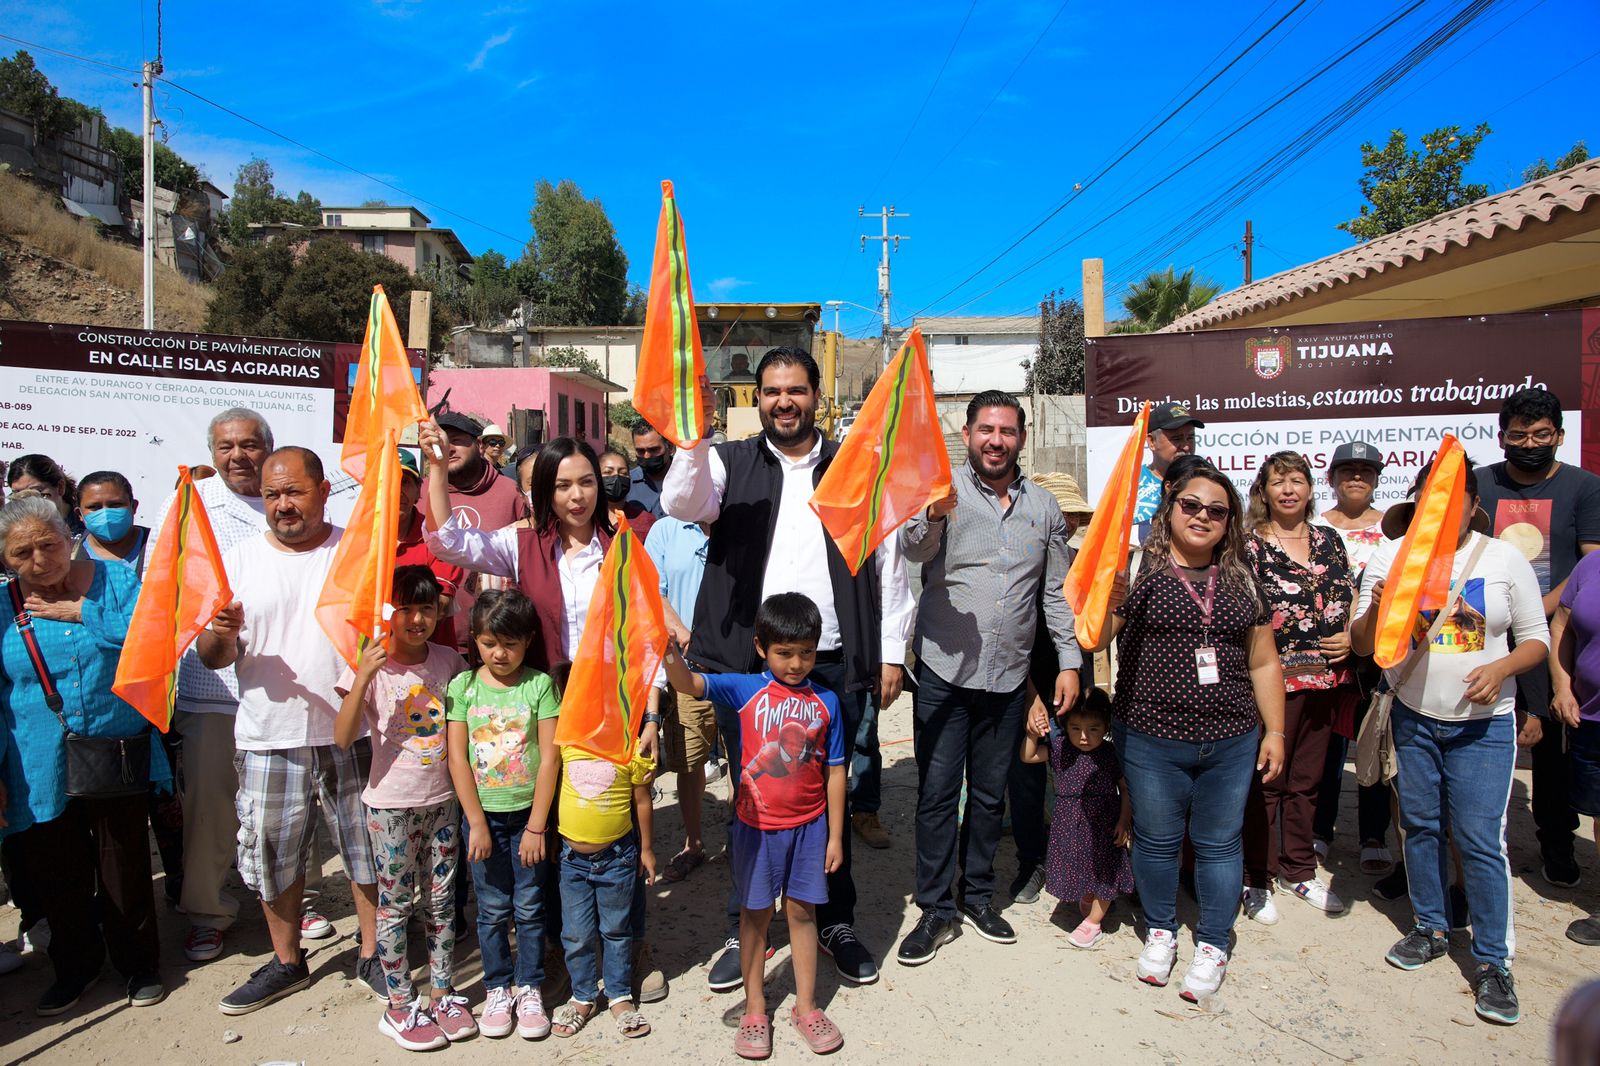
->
[0, 32, 141, 76]
[864, 0, 978, 197]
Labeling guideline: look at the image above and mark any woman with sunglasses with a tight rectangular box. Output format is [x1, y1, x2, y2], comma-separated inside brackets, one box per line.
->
[1087, 466, 1284, 1002]
[1240, 451, 1357, 924]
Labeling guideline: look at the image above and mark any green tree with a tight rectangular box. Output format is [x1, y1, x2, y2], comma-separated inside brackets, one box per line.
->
[1117, 267, 1221, 333]
[541, 343, 604, 377]
[205, 236, 446, 346]
[1023, 290, 1086, 394]
[0, 50, 93, 138]
[221, 157, 323, 244]
[1523, 140, 1589, 183]
[510, 179, 631, 325]
[1338, 124, 1491, 241]
[102, 126, 201, 199]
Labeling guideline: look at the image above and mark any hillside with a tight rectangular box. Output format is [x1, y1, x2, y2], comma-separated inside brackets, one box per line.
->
[0, 169, 211, 332]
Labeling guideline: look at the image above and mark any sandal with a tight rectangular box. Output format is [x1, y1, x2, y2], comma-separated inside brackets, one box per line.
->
[550, 1001, 593, 1038]
[735, 1014, 772, 1060]
[791, 1006, 843, 1054]
[1360, 845, 1394, 875]
[664, 848, 707, 883]
[613, 1008, 651, 1038]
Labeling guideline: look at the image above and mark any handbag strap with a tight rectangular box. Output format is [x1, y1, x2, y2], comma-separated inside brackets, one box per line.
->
[1390, 533, 1491, 688]
[4, 574, 68, 722]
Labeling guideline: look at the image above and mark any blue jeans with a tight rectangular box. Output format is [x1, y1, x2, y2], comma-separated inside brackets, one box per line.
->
[467, 807, 547, 991]
[1391, 703, 1517, 967]
[1116, 723, 1258, 949]
[559, 833, 639, 1004]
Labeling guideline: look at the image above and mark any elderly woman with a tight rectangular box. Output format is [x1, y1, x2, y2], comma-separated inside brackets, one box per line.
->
[0, 496, 169, 1016]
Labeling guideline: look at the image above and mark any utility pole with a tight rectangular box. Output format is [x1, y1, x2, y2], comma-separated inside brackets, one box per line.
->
[860, 206, 909, 365]
[1242, 219, 1254, 285]
[141, 58, 161, 330]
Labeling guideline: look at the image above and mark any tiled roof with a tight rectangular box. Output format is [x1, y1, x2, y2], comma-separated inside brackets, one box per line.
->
[915, 314, 1041, 336]
[1163, 157, 1600, 332]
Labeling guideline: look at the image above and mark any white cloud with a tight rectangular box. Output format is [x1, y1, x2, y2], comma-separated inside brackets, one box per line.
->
[468, 29, 515, 71]
[515, 75, 540, 91]
[373, 0, 425, 17]
[708, 277, 751, 298]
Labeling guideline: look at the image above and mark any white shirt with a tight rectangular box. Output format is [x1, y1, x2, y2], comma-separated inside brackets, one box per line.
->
[661, 435, 913, 662]
[223, 527, 348, 750]
[557, 532, 606, 659]
[1355, 532, 1549, 721]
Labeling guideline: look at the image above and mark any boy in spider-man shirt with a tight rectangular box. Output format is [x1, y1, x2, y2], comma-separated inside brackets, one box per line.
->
[664, 592, 846, 1058]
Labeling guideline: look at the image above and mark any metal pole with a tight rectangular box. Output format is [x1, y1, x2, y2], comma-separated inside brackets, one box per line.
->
[1243, 219, 1254, 284]
[141, 60, 156, 329]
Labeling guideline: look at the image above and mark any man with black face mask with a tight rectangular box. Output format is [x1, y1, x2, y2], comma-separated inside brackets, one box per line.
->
[1475, 387, 1600, 889]
[629, 420, 675, 519]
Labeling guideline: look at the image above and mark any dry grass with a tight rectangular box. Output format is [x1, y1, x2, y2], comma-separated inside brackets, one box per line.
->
[0, 169, 212, 326]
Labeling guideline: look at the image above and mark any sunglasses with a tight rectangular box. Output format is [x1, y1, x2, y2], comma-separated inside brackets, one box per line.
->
[1175, 496, 1230, 523]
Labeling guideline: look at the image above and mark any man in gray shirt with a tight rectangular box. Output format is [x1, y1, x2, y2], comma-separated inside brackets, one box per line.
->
[896, 390, 1082, 966]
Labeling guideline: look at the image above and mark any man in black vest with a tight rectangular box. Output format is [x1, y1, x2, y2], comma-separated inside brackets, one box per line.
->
[663, 347, 912, 991]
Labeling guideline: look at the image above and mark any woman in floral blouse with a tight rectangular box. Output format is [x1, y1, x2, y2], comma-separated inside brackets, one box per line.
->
[1241, 451, 1357, 923]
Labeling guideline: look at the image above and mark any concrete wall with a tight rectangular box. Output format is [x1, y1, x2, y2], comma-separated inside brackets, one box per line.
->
[933, 392, 1086, 487]
[427, 367, 609, 453]
[926, 334, 1035, 395]
[525, 328, 642, 393]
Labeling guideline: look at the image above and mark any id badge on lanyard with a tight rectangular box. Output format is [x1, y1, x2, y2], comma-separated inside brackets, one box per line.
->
[1171, 562, 1220, 686]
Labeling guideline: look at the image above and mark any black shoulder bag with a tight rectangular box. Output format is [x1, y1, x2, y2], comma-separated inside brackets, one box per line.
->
[4, 574, 151, 798]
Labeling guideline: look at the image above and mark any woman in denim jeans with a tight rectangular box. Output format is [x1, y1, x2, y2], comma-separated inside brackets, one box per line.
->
[1351, 462, 1547, 1027]
[1086, 466, 1285, 1003]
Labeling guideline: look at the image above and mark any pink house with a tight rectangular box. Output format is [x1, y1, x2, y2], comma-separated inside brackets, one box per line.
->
[427, 366, 621, 454]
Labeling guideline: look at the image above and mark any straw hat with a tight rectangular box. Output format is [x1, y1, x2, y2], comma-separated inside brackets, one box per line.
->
[1030, 471, 1092, 516]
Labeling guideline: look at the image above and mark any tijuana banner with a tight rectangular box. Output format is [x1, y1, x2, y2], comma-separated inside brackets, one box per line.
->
[0, 319, 425, 525]
[1084, 309, 1600, 509]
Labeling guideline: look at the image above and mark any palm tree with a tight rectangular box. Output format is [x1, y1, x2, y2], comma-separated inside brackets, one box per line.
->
[1118, 267, 1222, 332]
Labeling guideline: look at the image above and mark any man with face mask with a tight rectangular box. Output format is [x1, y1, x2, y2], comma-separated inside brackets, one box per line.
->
[1474, 387, 1600, 890]
[628, 420, 674, 519]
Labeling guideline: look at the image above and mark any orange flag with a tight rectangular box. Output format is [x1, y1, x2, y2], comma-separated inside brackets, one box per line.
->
[317, 429, 402, 667]
[809, 327, 952, 576]
[112, 466, 233, 732]
[555, 528, 669, 765]
[344, 285, 428, 480]
[631, 180, 708, 449]
[1065, 402, 1151, 649]
[1373, 434, 1467, 669]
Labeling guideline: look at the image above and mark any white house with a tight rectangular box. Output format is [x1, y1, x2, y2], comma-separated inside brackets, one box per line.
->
[913, 315, 1040, 395]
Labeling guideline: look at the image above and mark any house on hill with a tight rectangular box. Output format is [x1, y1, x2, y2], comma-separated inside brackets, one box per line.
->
[249, 204, 473, 275]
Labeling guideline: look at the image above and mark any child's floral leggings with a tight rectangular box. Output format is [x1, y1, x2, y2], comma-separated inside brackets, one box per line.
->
[367, 800, 459, 1009]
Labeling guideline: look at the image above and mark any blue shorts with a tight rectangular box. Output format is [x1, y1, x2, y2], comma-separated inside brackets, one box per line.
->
[730, 815, 829, 910]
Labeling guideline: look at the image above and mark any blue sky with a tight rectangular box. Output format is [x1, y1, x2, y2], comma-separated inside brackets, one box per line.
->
[5, 0, 1595, 337]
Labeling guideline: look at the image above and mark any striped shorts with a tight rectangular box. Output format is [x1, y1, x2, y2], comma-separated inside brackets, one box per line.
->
[234, 745, 376, 902]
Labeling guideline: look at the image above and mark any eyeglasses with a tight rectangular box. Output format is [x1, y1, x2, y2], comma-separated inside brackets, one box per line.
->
[1175, 496, 1230, 523]
[1503, 428, 1558, 445]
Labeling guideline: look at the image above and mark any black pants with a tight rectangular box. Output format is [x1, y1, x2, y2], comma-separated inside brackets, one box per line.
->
[913, 664, 1028, 918]
[1, 798, 160, 985]
[1533, 718, 1578, 863]
[1313, 733, 1394, 847]
[1008, 759, 1048, 871]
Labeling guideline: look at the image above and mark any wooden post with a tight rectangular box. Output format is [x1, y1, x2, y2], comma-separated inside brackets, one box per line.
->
[1082, 258, 1105, 338]
[408, 290, 432, 352]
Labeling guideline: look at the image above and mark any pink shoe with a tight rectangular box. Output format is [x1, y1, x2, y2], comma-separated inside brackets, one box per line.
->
[432, 992, 479, 1041]
[299, 910, 333, 940]
[1068, 920, 1103, 949]
[479, 985, 516, 1038]
[516, 987, 551, 1040]
[378, 1000, 449, 1051]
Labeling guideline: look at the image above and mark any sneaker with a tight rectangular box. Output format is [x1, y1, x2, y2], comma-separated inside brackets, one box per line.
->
[356, 953, 387, 999]
[1242, 887, 1280, 925]
[852, 811, 891, 849]
[19, 919, 51, 955]
[958, 903, 1017, 945]
[432, 992, 479, 1041]
[709, 937, 744, 992]
[634, 940, 668, 1003]
[1180, 943, 1228, 1002]
[1068, 920, 1103, 949]
[128, 972, 165, 1007]
[300, 909, 334, 940]
[478, 986, 516, 1038]
[819, 923, 879, 984]
[1384, 926, 1447, 970]
[1566, 914, 1600, 946]
[219, 954, 310, 1015]
[1473, 964, 1520, 1025]
[0, 942, 23, 976]
[378, 998, 450, 1051]
[1448, 884, 1471, 932]
[515, 987, 551, 1039]
[1279, 876, 1347, 914]
[184, 926, 225, 963]
[896, 912, 960, 966]
[1542, 855, 1582, 889]
[1373, 863, 1408, 901]
[1009, 865, 1046, 906]
[36, 974, 97, 1017]
[1136, 928, 1177, 986]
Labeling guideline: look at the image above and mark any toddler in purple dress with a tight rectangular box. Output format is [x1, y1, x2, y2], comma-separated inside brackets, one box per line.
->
[1021, 688, 1133, 948]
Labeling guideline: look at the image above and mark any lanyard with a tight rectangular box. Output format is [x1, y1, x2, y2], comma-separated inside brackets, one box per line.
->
[1169, 561, 1218, 630]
